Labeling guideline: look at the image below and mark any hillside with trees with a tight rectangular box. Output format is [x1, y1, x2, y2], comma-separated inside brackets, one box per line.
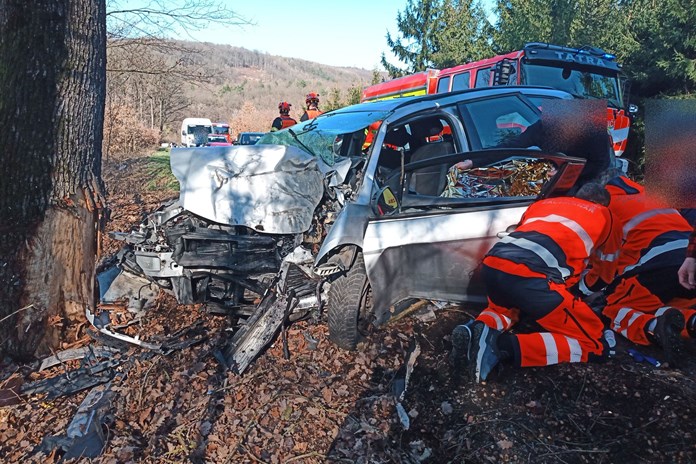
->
[104, 40, 380, 158]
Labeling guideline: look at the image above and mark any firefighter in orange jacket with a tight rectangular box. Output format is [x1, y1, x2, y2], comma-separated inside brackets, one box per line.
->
[300, 92, 322, 122]
[582, 173, 696, 365]
[271, 102, 297, 132]
[451, 183, 613, 383]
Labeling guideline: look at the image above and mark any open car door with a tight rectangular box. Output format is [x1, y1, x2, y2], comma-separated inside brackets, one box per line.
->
[362, 148, 586, 321]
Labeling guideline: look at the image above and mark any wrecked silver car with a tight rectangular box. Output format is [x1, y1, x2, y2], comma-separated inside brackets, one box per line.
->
[109, 86, 611, 362]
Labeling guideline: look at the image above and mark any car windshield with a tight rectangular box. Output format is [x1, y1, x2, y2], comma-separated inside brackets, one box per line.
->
[212, 126, 229, 135]
[258, 109, 391, 165]
[522, 63, 623, 109]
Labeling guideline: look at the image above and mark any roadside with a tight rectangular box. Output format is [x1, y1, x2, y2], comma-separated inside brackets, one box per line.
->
[1, 153, 694, 463]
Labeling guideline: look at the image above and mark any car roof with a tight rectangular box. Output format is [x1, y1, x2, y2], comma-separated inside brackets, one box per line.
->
[326, 86, 572, 115]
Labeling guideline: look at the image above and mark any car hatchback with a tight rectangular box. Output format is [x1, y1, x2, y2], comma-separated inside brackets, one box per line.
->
[113, 86, 611, 352]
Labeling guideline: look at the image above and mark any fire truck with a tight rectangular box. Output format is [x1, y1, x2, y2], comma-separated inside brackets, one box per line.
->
[362, 43, 635, 157]
[212, 122, 232, 144]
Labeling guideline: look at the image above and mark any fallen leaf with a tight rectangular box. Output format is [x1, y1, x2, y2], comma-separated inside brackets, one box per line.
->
[497, 439, 513, 450]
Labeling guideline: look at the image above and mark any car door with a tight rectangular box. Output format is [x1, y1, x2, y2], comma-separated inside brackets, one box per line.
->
[362, 148, 585, 316]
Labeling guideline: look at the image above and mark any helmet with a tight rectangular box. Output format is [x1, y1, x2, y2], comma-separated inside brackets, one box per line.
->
[306, 92, 320, 105]
[279, 101, 291, 113]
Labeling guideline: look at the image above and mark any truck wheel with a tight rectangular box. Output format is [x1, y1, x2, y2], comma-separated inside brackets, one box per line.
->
[327, 252, 373, 350]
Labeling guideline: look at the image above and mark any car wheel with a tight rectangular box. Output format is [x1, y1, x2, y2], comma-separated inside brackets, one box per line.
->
[327, 252, 373, 350]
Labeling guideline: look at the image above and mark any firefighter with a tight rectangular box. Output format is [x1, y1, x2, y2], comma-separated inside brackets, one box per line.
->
[300, 92, 322, 122]
[451, 183, 614, 383]
[582, 172, 696, 365]
[271, 102, 297, 132]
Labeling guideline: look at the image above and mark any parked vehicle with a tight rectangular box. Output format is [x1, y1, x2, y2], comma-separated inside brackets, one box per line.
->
[362, 43, 635, 158]
[113, 86, 609, 359]
[212, 122, 232, 143]
[180, 118, 212, 147]
[207, 134, 232, 147]
[235, 132, 266, 145]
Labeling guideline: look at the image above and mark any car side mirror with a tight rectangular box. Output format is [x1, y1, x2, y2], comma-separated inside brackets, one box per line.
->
[181, 130, 186, 136]
[373, 185, 399, 216]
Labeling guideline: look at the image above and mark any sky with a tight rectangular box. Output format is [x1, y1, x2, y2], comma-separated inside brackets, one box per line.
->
[112, 0, 497, 70]
[187, 0, 406, 70]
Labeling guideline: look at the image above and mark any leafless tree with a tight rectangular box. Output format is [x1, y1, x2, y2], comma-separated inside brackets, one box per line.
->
[103, 1, 250, 153]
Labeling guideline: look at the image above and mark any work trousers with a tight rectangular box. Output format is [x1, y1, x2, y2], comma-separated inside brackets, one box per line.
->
[477, 257, 606, 368]
[603, 265, 696, 345]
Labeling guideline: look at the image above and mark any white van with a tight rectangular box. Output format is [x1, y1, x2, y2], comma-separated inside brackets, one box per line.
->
[180, 118, 213, 147]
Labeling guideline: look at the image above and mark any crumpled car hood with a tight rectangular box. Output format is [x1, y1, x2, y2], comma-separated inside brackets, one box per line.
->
[170, 144, 325, 234]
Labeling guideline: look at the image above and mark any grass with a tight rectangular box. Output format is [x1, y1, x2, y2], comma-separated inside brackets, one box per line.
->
[145, 151, 180, 192]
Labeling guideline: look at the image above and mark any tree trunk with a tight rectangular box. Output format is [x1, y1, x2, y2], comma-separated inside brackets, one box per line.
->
[0, 0, 106, 359]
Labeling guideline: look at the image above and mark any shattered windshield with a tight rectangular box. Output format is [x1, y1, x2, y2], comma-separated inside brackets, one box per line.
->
[258, 110, 391, 165]
[522, 63, 623, 109]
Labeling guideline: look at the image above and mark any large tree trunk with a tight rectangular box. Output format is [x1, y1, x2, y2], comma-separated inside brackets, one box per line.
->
[0, 1, 106, 359]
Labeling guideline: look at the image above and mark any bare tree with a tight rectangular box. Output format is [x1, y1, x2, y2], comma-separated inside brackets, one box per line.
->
[0, 0, 107, 358]
[103, 1, 249, 152]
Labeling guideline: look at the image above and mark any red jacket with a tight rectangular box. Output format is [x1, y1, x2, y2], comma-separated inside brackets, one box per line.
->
[584, 176, 693, 290]
[486, 196, 612, 287]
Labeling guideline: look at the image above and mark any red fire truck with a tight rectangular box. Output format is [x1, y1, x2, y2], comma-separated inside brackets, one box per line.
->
[362, 43, 634, 157]
[212, 122, 232, 144]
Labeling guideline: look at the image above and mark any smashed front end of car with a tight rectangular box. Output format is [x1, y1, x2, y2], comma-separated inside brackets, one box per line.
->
[103, 112, 386, 371]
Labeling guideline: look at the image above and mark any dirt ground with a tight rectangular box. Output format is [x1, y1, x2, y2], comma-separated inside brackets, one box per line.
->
[1, 155, 695, 463]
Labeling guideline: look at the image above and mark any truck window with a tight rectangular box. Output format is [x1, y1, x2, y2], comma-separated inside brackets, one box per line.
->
[436, 76, 450, 93]
[459, 95, 540, 149]
[475, 68, 491, 88]
[452, 72, 471, 91]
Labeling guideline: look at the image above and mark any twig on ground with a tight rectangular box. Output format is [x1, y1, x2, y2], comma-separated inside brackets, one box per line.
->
[0, 304, 34, 325]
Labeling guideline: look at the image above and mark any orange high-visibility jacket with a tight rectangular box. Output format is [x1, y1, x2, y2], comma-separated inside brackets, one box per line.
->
[300, 109, 323, 122]
[584, 176, 692, 290]
[280, 115, 296, 129]
[487, 197, 613, 287]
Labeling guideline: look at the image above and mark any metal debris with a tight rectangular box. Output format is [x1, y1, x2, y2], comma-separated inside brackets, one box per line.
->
[221, 261, 322, 374]
[36, 379, 118, 459]
[21, 358, 122, 399]
[392, 339, 422, 430]
[86, 305, 162, 351]
[39, 345, 123, 372]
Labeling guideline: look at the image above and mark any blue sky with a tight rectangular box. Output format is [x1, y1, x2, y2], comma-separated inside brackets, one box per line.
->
[112, 1, 497, 70]
[188, 0, 408, 70]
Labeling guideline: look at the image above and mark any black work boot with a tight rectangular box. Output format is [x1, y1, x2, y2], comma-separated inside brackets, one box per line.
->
[649, 308, 685, 368]
[450, 322, 473, 382]
[466, 321, 502, 383]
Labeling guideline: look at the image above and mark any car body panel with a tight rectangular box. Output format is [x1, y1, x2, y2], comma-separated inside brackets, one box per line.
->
[363, 205, 529, 316]
[170, 144, 325, 234]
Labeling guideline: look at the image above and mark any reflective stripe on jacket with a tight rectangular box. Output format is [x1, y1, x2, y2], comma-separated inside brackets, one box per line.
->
[592, 176, 692, 279]
[486, 197, 612, 286]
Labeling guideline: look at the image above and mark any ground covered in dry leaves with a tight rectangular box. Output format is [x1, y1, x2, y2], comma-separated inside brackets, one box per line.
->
[1, 154, 695, 463]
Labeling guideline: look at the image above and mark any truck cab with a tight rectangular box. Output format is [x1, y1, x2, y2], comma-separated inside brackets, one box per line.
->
[181, 118, 213, 147]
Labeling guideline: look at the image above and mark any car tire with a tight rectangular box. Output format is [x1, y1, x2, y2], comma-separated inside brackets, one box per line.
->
[327, 252, 372, 351]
